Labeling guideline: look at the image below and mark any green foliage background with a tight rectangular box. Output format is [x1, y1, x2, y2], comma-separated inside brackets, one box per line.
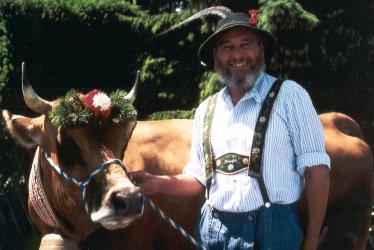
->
[0, 0, 373, 249]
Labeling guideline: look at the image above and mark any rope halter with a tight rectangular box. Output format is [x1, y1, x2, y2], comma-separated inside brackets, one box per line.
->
[44, 153, 130, 214]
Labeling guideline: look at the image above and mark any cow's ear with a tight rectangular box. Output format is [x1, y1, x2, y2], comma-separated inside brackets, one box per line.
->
[2, 109, 46, 149]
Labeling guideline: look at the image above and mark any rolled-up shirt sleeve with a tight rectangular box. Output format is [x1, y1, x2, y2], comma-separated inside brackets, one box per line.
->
[183, 101, 207, 186]
[284, 81, 331, 176]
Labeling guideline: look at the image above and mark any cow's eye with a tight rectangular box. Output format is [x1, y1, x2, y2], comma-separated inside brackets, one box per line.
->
[57, 132, 86, 167]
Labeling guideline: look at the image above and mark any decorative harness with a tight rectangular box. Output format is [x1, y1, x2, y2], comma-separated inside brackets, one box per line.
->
[29, 147, 129, 228]
[203, 79, 283, 207]
[44, 154, 126, 214]
[29, 147, 60, 228]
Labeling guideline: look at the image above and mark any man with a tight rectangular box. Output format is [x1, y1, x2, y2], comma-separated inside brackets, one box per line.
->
[133, 11, 330, 250]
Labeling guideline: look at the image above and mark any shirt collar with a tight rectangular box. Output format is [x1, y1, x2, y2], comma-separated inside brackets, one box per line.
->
[221, 72, 266, 104]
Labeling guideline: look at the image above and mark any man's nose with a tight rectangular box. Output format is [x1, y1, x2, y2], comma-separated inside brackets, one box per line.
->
[231, 47, 245, 60]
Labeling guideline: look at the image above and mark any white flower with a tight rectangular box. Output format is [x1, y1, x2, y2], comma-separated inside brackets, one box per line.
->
[243, 158, 249, 164]
[216, 159, 221, 166]
[93, 93, 111, 111]
[259, 116, 267, 123]
[228, 164, 234, 171]
[252, 148, 261, 155]
[269, 92, 275, 98]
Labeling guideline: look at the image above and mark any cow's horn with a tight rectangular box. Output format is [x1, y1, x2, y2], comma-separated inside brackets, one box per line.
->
[155, 6, 233, 37]
[22, 62, 53, 114]
[125, 70, 140, 103]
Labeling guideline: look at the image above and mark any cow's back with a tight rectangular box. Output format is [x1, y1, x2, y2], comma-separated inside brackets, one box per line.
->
[125, 119, 194, 174]
[320, 112, 372, 204]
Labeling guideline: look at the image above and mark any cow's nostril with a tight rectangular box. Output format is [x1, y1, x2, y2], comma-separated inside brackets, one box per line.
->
[111, 191, 144, 216]
[111, 192, 128, 211]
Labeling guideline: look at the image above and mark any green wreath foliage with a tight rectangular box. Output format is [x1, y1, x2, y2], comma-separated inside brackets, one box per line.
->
[48, 89, 136, 127]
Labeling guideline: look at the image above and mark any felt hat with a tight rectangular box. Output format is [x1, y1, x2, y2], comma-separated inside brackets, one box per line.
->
[198, 11, 276, 68]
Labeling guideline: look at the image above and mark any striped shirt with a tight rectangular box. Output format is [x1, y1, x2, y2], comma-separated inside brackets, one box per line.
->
[183, 72, 330, 212]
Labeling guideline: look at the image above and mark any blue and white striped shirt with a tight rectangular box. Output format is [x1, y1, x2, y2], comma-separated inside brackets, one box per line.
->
[184, 72, 330, 212]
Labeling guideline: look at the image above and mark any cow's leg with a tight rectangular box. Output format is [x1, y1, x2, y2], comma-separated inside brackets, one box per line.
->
[318, 193, 371, 250]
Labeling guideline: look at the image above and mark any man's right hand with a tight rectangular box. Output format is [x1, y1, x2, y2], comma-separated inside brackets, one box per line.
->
[131, 170, 161, 195]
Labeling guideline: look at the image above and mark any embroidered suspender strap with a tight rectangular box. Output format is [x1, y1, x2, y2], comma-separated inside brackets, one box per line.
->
[203, 93, 219, 199]
[248, 79, 283, 206]
[248, 79, 283, 178]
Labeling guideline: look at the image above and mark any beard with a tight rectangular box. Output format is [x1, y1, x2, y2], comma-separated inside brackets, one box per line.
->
[214, 55, 265, 90]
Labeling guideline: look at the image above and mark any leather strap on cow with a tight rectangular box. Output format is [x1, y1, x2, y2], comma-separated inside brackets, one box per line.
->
[29, 147, 60, 228]
[203, 79, 283, 206]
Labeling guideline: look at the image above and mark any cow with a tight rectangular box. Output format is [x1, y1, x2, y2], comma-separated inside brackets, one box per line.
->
[2, 64, 204, 249]
[2, 65, 373, 249]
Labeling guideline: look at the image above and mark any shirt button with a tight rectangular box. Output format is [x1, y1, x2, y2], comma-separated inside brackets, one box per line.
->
[213, 212, 219, 218]
[247, 215, 253, 221]
[265, 202, 271, 208]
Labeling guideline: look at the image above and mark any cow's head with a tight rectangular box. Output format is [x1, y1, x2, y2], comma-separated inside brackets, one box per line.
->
[2, 63, 143, 234]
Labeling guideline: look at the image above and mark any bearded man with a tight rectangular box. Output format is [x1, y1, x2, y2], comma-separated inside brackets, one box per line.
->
[133, 12, 330, 250]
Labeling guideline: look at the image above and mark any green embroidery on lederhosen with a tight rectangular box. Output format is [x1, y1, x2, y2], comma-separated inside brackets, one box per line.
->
[248, 79, 283, 178]
[203, 93, 218, 198]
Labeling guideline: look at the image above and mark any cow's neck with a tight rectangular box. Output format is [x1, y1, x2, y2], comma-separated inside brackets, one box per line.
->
[30, 147, 99, 241]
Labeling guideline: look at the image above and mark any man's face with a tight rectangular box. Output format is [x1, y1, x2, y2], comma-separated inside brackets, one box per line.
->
[214, 27, 265, 89]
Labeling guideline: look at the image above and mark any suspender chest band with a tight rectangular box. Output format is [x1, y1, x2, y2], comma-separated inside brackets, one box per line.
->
[203, 79, 284, 204]
[214, 153, 249, 174]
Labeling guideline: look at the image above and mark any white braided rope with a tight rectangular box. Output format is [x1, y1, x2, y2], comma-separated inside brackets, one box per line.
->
[29, 147, 59, 228]
[44, 153, 121, 213]
[125, 173, 207, 250]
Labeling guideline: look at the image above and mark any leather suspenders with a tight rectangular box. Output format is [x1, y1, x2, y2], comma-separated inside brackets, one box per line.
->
[203, 79, 284, 207]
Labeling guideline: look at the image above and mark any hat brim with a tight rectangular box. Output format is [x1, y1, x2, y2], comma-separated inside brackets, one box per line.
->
[198, 24, 276, 68]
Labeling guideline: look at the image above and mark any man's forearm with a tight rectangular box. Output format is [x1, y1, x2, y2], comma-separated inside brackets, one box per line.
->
[303, 165, 330, 250]
[132, 170, 204, 197]
[158, 174, 205, 196]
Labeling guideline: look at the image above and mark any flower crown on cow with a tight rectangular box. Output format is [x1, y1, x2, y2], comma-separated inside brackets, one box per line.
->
[48, 89, 137, 127]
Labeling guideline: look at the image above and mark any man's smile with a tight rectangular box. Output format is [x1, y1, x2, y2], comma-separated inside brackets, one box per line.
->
[231, 61, 248, 68]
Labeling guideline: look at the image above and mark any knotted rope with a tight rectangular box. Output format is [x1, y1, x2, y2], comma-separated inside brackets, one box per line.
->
[45, 153, 121, 214]
[128, 177, 207, 250]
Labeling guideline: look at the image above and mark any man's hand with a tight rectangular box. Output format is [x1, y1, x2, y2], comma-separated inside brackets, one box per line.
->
[131, 171, 204, 197]
[131, 170, 160, 195]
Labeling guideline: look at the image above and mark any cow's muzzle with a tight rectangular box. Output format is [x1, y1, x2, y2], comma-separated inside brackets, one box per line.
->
[91, 185, 144, 229]
[45, 152, 144, 229]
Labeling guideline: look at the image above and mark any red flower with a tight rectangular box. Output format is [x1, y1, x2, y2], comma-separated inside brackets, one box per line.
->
[84, 89, 112, 118]
[248, 9, 261, 25]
